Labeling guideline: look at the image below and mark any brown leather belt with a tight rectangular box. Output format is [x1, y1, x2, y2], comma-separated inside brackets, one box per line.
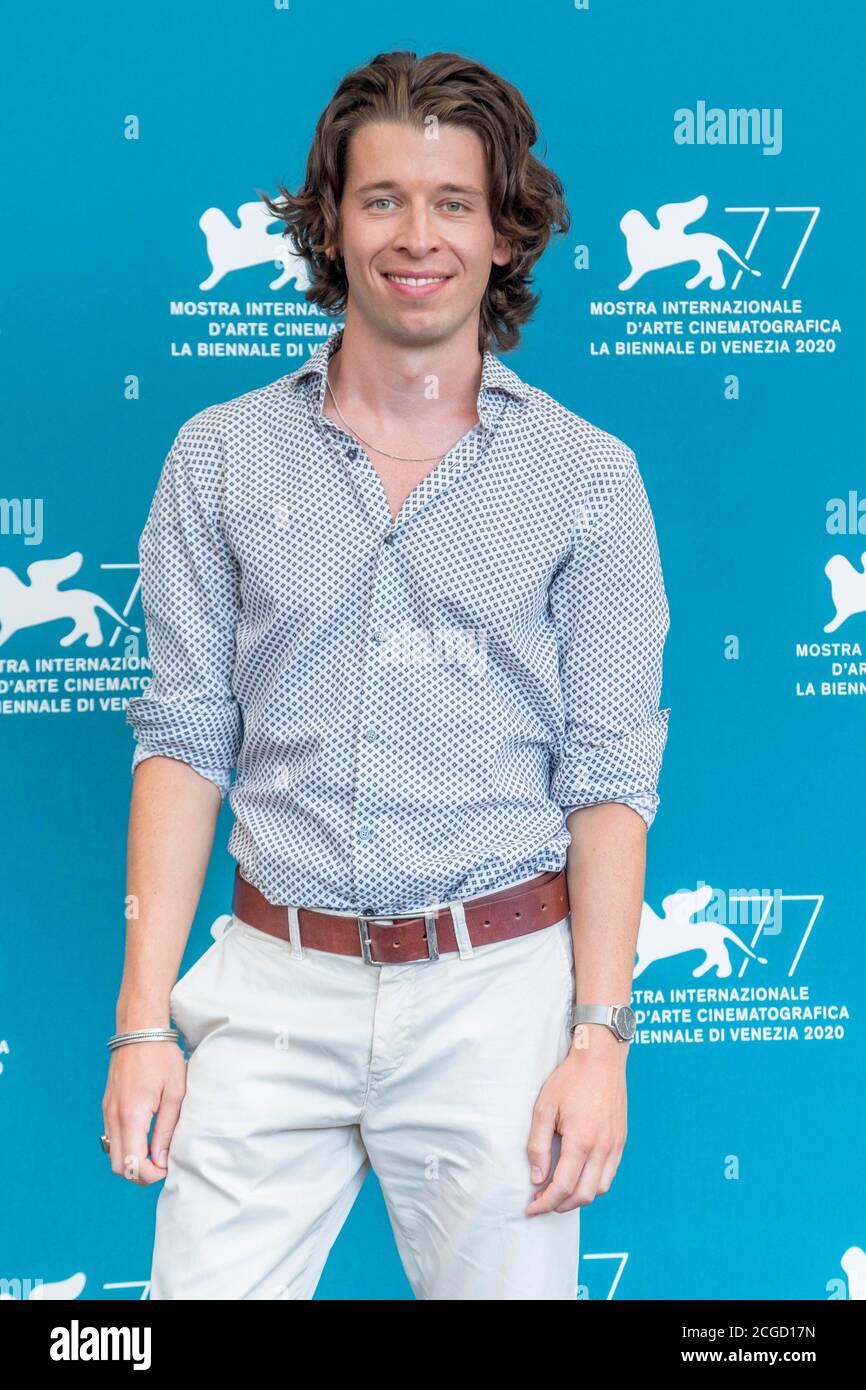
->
[231, 865, 570, 965]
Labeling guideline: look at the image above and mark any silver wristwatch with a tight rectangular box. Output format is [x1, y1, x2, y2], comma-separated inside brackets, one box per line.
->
[570, 1004, 636, 1042]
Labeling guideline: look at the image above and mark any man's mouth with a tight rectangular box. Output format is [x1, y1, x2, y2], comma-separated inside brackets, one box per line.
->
[384, 273, 450, 285]
[381, 271, 453, 297]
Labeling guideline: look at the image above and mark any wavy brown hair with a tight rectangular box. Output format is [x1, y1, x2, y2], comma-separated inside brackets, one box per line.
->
[258, 50, 570, 353]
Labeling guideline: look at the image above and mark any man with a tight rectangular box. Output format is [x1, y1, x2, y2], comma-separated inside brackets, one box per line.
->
[105, 49, 671, 1300]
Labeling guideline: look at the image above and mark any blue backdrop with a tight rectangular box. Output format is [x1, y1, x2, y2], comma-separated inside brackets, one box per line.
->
[2, 0, 864, 1301]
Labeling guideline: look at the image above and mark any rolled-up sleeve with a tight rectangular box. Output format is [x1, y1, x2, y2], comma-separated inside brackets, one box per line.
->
[549, 448, 671, 830]
[126, 419, 242, 801]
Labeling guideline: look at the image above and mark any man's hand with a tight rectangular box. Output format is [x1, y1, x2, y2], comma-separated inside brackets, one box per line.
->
[106, 755, 221, 1186]
[102, 1042, 188, 1186]
[525, 1025, 628, 1215]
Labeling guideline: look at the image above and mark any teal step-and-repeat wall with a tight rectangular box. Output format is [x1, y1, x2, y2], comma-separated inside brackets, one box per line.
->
[2, 0, 864, 1300]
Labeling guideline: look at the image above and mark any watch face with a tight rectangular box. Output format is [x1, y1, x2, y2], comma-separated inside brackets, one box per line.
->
[615, 1006, 637, 1040]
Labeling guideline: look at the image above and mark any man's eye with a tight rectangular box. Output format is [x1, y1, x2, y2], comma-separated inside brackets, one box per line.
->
[369, 198, 395, 210]
[442, 201, 468, 212]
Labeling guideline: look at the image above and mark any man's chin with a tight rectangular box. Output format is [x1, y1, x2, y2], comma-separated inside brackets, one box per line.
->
[377, 309, 476, 352]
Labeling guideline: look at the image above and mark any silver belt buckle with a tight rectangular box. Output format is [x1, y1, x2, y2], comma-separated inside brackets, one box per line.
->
[357, 910, 440, 965]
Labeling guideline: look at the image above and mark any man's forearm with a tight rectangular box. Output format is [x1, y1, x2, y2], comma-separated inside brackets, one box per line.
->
[564, 801, 647, 1014]
[117, 756, 223, 1031]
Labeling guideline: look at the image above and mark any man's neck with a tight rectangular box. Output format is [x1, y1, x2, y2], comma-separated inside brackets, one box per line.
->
[326, 314, 484, 430]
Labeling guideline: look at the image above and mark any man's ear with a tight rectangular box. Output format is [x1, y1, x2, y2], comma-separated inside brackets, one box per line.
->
[492, 232, 511, 268]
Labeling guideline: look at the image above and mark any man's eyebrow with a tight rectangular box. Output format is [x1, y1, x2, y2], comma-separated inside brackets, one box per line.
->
[352, 180, 485, 196]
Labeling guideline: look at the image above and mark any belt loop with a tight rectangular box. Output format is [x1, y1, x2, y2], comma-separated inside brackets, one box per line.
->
[448, 898, 474, 959]
[287, 905, 304, 959]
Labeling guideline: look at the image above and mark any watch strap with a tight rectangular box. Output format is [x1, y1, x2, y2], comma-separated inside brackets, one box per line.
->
[571, 1003, 634, 1041]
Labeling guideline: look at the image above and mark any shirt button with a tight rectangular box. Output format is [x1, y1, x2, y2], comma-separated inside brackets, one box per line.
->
[347, 446, 359, 460]
[365, 729, 379, 743]
[357, 825, 374, 841]
[383, 532, 395, 546]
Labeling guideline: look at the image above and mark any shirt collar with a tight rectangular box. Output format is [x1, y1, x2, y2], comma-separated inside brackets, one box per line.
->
[285, 326, 532, 419]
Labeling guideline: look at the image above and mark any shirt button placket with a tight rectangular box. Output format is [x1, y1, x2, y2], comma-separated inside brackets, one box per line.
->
[355, 528, 396, 907]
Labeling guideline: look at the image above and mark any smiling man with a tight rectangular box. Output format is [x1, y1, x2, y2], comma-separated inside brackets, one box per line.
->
[109, 49, 672, 1301]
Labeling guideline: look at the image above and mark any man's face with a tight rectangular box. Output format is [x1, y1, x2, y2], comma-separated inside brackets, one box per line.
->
[333, 119, 511, 349]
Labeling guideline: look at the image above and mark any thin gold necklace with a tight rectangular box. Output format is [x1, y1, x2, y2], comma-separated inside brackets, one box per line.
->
[325, 377, 450, 465]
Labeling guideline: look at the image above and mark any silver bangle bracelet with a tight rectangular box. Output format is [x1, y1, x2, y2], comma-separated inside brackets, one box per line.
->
[107, 1028, 180, 1051]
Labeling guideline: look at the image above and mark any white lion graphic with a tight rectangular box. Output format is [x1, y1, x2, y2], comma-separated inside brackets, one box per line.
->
[635, 884, 769, 979]
[0, 553, 139, 647]
[199, 199, 312, 292]
[619, 194, 762, 291]
[824, 550, 866, 632]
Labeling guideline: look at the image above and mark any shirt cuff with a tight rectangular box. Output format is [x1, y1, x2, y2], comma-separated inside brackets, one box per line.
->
[551, 707, 671, 830]
[130, 743, 233, 801]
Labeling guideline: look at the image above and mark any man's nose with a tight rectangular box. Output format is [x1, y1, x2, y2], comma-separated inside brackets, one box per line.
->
[391, 201, 441, 257]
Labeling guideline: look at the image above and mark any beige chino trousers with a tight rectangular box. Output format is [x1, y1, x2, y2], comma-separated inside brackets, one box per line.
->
[149, 888, 581, 1300]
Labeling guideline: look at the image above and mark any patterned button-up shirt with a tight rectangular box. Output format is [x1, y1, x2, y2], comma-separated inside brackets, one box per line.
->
[126, 326, 671, 914]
